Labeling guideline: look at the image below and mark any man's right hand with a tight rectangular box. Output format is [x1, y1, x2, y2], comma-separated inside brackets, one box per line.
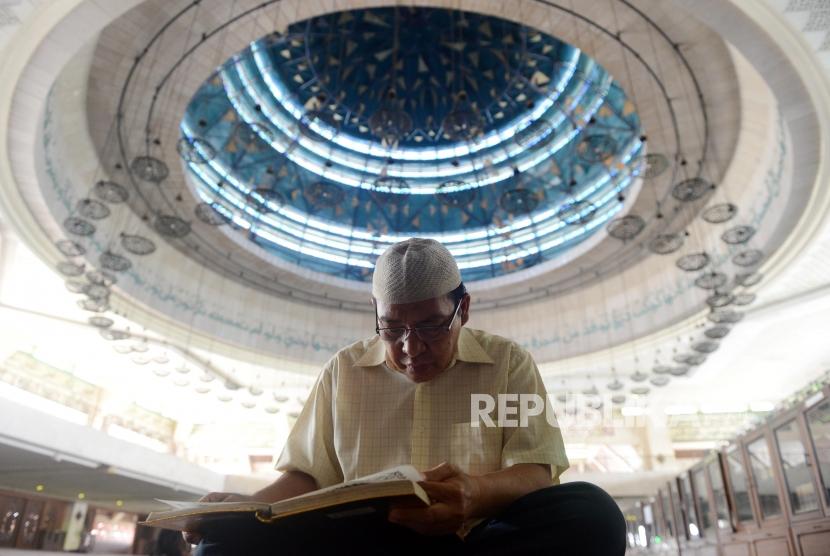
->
[182, 491, 253, 545]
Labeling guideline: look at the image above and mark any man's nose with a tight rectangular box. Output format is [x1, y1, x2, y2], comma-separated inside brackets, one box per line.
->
[401, 330, 425, 358]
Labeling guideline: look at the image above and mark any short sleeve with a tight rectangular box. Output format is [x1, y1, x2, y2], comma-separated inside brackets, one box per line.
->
[274, 358, 344, 488]
[500, 344, 570, 482]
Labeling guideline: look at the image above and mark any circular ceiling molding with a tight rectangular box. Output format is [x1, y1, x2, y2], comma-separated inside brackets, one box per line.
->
[4, 0, 825, 371]
[77, 0, 735, 323]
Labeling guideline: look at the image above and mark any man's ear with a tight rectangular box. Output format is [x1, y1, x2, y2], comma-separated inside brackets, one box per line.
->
[460, 293, 471, 326]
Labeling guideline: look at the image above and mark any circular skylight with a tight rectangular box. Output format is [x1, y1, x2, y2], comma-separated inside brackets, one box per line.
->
[181, 7, 643, 282]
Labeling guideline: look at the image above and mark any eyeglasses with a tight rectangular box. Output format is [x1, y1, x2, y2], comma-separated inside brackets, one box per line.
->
[375, 299, 462, 342]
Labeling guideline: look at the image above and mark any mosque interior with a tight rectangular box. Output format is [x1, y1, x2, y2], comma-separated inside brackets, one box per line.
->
[1, 0, 830, 553]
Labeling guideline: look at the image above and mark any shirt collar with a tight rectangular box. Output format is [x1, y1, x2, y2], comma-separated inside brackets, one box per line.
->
[354, 336, 386, 367]
[354, 327, 494, 368]
[456, 328, 495, 364]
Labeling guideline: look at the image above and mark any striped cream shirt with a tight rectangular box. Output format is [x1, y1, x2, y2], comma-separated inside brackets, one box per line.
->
[275, 327, 569, 489]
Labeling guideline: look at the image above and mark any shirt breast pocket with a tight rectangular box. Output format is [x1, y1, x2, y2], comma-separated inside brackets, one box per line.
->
[450, 422, 501, 475]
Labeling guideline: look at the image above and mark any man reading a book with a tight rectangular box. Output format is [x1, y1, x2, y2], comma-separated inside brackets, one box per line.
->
[189, 238, 625, 555]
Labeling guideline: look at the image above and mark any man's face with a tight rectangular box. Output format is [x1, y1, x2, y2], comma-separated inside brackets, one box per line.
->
[375, 294, 469, 383]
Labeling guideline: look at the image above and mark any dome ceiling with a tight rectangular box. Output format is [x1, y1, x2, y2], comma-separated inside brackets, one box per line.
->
[180, 7, 642, 282]
[7, 0, 827, 384]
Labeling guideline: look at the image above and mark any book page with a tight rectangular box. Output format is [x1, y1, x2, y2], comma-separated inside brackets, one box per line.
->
[151, 498, 268, 514]
[289, 465, 423, 501]
[358, 465, 423, 483]
[155, 499, 215, 510]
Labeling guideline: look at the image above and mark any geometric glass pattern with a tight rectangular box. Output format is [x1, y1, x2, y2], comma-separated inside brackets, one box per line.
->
[180, 7, 644, 282]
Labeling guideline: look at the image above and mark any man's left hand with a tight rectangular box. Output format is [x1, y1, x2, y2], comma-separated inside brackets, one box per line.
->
[387, 462, 481, 536]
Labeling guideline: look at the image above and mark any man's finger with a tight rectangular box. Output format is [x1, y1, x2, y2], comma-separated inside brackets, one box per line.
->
[199, 492, 226, 503]
[422, 462, 457, 482]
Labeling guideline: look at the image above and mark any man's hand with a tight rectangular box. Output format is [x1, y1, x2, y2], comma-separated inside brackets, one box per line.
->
[182, 471, 318, 546]
[182, 492, 253, 545]
[387, 462, 481, 536]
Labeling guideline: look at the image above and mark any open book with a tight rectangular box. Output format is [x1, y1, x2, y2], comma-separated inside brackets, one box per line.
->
[141, 465, 429, 534]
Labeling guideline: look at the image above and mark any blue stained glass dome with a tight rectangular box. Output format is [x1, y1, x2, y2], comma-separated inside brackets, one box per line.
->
[180, 7, 643, 283]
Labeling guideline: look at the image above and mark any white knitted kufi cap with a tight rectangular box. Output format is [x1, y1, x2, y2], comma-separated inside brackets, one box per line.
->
[372, 238, 461, 304]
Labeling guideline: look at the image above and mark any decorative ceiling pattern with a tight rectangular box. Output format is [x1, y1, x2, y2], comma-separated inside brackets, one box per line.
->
[12, 0, 821, 404]
[180, 7, 643, 282]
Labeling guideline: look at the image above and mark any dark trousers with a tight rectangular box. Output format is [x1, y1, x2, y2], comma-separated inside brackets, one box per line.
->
[195, 482, 626, 555]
